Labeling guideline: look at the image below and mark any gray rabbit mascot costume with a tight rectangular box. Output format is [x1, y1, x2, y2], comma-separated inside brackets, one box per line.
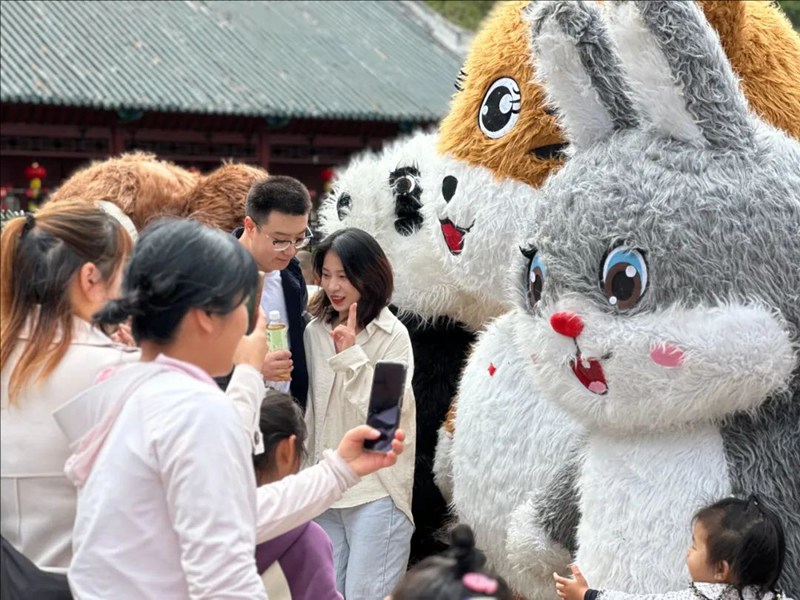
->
[448, 0, 800, 597]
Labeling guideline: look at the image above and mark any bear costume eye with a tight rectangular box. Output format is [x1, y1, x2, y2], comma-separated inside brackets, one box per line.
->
[524, 249, 546, 309]
[479, 77, 521, 139]
[600, 247, 648, 310]
[336, 192, 352, 221]
[389, 166, 423, 236]
[394, 174, 417, 195]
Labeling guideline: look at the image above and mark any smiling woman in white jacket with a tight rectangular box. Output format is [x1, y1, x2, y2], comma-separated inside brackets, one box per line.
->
[305, 228, 417, 600]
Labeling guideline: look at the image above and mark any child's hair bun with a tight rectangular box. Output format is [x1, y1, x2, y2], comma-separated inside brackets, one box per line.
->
[449, 524, 487, 575]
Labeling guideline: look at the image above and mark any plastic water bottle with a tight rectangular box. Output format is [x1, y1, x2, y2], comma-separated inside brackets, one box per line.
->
[266, 310, 288, 352]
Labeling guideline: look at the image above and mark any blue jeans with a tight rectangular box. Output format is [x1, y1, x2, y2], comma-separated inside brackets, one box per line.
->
[315, 497, 413, 600]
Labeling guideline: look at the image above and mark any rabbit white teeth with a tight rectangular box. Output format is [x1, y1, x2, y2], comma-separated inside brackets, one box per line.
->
[572, 352, 608, 395]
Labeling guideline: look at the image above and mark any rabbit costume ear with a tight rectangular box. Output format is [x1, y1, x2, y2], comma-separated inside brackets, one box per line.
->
[525, 0, 639, 150]
[606, 0, 753, 150]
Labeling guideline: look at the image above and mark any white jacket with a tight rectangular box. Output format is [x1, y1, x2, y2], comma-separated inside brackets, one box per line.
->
[0, 319, 138, 571]
[56, 355, 268, 600]
[304, 307, 416, 523]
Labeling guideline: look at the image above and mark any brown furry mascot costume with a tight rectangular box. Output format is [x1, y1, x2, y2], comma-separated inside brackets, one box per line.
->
[50, 151, 267, 233]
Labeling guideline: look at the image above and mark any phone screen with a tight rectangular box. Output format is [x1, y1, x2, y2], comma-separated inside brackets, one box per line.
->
[363, 361, 408, 452]
[246, 272, 266, 335]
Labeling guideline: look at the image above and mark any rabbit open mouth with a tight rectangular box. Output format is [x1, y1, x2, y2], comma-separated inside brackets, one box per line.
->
[570, 350, 608, 395]
[439, 218, 474, 255]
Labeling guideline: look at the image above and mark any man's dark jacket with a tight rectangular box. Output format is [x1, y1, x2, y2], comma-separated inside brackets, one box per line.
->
[216, 228, 308, 411]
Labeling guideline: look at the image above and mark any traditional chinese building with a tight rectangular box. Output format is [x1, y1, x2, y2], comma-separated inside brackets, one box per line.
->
[0, 0, 468, 210]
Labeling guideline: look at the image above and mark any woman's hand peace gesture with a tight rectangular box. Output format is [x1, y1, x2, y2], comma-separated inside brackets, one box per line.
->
[331, 302, 358, 353]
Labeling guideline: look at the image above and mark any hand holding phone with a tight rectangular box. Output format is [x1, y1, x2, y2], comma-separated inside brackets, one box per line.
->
[363, 361, 408, 452]
[337, 426, 406, 476]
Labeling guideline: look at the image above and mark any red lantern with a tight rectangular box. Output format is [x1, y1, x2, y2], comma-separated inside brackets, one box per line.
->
[321, 168, 335, 194]
[24, 162, 47, 200]
[24, 163, 47, 181]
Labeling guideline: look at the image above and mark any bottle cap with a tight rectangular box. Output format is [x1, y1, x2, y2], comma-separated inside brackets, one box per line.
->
[268, 310, 282, 321]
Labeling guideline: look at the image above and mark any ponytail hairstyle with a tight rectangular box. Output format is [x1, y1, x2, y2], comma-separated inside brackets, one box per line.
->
[252, 390, 307, 481]
[694, 495, 786, 593]
[391, 525, 512, 600]
[94, 218, 258, 345]
[1, 200, 132, 403]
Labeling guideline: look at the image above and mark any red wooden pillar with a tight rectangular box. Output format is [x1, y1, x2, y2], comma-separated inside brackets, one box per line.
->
[258, 125, 270, 172]
[110, 123, 124, 155]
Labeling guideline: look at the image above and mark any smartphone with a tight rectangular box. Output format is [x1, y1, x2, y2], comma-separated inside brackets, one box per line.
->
[246, 272, 266, 335]
[363, 361, 408, 452]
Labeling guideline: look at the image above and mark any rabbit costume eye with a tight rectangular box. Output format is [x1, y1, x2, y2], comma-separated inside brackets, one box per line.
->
[479, 77, 521, 139]
[526, 251, 546, 309]
[600, 247, 648, 310]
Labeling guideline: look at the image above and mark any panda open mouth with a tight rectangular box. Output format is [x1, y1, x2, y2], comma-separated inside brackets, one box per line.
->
[439, 219, 473, 255]
[570, 351, 608, 395]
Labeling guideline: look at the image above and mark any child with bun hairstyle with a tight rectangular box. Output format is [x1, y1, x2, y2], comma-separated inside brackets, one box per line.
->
[390, 524, 512, 600]
[554, 496, 791, 600]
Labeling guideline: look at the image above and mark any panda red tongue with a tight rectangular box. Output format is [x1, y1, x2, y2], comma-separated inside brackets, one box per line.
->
[571, 353, 608, 395]
[440, 220, 465, 255]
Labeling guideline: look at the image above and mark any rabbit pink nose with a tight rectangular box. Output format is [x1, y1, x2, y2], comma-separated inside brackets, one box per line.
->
[550, 312, 584, 338]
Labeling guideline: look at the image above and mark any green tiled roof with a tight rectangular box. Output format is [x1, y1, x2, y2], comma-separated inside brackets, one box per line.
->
[1, 0, 464, 121]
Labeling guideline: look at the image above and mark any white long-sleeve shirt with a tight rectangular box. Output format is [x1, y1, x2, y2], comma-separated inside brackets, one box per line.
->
[303, 306, 416, 524]
[1, 319, 139, 571]
[62, 355, 267, 600]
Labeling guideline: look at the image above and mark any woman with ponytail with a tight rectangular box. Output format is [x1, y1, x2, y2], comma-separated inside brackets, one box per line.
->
[1, 200, 135, 571]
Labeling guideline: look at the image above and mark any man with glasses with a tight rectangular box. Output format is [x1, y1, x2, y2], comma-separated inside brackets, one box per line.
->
[232, 175, 313, 411]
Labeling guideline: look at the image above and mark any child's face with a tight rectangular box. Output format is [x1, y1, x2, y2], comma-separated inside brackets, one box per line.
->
[686, 521, 719, 582]
[274, 435, 302, 480]
[256, 436, 302, 486]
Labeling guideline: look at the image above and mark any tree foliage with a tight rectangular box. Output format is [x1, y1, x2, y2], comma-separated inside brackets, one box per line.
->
[780, 0, 800, 28]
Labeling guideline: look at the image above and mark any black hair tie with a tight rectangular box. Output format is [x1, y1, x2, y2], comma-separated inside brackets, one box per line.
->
[20, 212, 36, 237]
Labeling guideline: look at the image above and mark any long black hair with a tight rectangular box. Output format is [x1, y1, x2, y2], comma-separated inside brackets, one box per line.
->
[95, 218, 258, 344]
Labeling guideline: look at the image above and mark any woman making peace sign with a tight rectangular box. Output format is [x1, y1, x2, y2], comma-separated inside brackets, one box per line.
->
[305, 228, 416, 599]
